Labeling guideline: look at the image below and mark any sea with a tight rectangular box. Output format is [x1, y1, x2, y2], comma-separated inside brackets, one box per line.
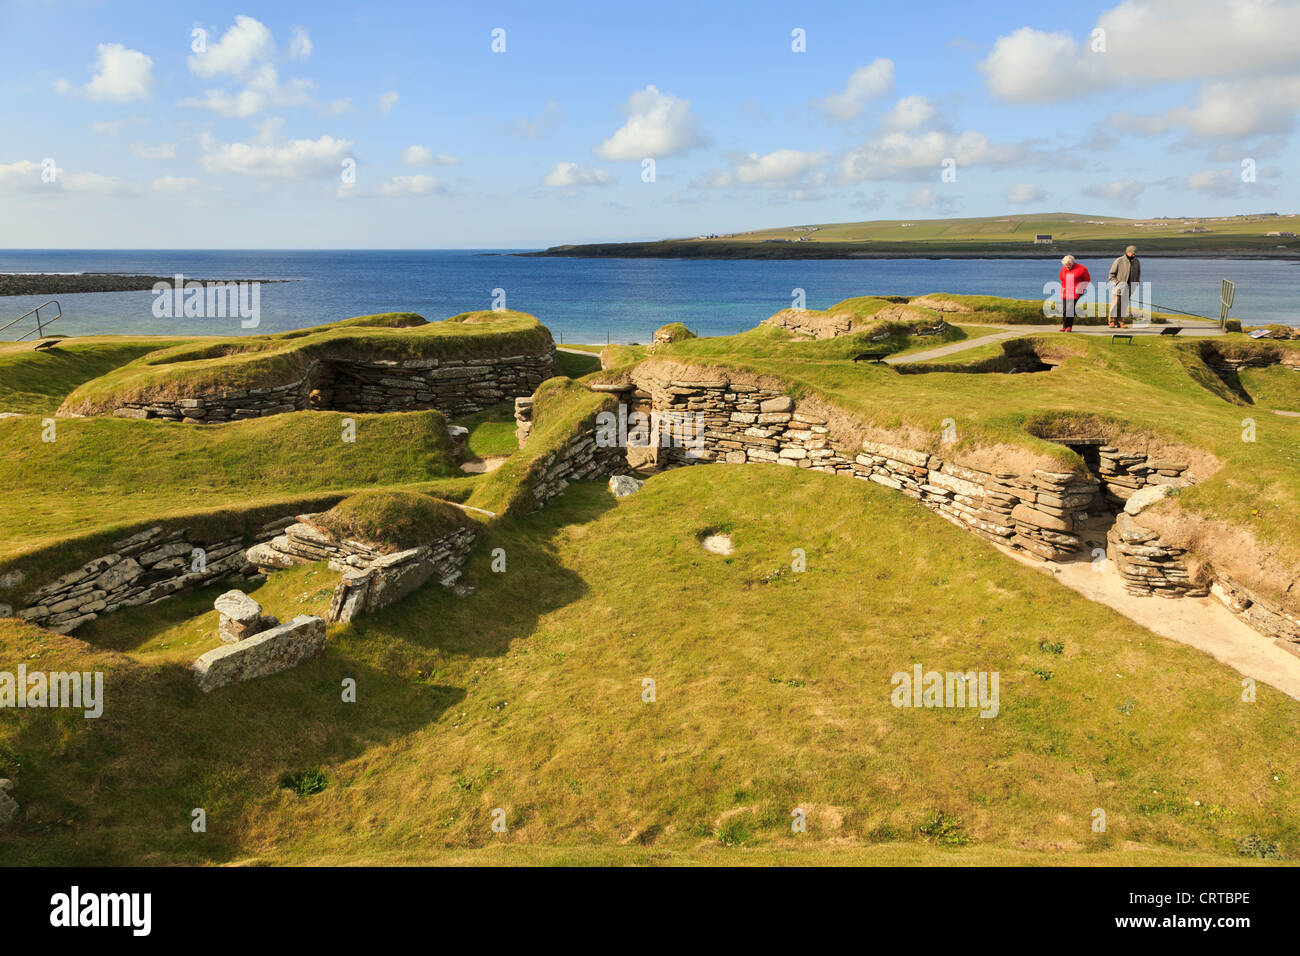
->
[1, 250, 1296, 343]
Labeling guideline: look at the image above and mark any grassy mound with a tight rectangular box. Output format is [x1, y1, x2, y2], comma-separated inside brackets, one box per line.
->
[3, 467, 1298, 865]
[653, 322, 697, 343]
[0, 409, 461, 564]
[58, 310, 554, 416]
[468, 377, 617, 518]
[309, 490, 474, 551]
[0, 337, 185, 414]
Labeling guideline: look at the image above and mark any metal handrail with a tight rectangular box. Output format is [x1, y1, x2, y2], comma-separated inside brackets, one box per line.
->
[0, 300, 61, 340]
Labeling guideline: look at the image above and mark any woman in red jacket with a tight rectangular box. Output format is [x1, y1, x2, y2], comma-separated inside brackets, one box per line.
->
[1058, 255, 1090, 332]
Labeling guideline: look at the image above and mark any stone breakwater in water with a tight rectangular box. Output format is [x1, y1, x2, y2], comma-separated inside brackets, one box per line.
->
[246, 517, 476, 622]
[5, 519, 298, 633]
[108, 349, 556, 423]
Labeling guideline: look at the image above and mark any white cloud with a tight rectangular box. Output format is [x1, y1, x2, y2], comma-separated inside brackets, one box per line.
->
[189, 15, 275, 79]
[979, 28, 1090, 104]
[695, 149, 829, 189]
[900, 186, 958, 212]
[289, 26, 312, 60]
[1105, 110, 1174, 136]
[594, 85, 706, 160]
[1006, 182, 1046, 204]
[61, 171, 131, 194]
[0, 160, 48, 192]
[376, 174, 443, 196]
[509, 100, 562, 139]
[840, 130, 1023, 182]
[57, 43, 153, 102]
[91, 116, 147, 135]
[378, 91, 399, 115]
[880, 95, 937, 132]
[150, 175, 199, 192]
[0, 160, 131, 194]
[182, 88, 267, 118]
[1088, 178, 1145, 203]
[198, 131, 353, 179]
[183, 17, 319, 117]
[980, 1, 1300, 138]
[542, 162, 613, 189]
[1167, 76, 1300, 138]
[814, 60, 894, 121]
[401, 146, 459, 167]
[133, 142, 177, 160]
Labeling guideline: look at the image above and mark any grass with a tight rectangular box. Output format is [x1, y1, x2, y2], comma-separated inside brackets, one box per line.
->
[453, 403, 520, 459]
[535, 212, 1300, 258]
[59, 310, 554, 415]
[0, 337, 188, 414]
[310, 490, 473, 551]
[0, 409, 460, 565]
[467, 377, 617, 518]
[636, 323, 1300, 607]
[1239, 365, 1300, 412]
[4, 294, 1300, 867]
[3, 467, 1299, 865]
[556, 349, 601, 377]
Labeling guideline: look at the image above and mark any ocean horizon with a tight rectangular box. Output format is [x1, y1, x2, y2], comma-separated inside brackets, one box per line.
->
[2, 249, 1296, 342]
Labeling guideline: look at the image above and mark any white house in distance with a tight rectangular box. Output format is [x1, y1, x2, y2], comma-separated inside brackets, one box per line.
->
[1034, 234, 1053, 245]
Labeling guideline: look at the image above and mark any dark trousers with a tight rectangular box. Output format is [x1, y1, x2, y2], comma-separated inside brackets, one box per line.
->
[1061, 297, 1078, 329]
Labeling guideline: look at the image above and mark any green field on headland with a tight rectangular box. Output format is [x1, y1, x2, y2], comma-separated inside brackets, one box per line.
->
[530, 212, 1300, 259]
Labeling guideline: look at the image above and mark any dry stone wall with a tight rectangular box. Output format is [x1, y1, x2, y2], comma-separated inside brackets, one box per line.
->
[629, 368, 1099, 561]
[616, 363, 1298, 649]
[526, 430, 628, 511]
[111, 348, 556, 423]
[762, 310, 948, 340]
[10, 518, 295, 633]
[245, 516, 476, 623]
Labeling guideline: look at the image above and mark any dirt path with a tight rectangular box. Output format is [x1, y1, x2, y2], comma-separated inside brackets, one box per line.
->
[887, 330, 1024, 365]
[889, 321, 1224, 366]
[998, 531, 1300, 701]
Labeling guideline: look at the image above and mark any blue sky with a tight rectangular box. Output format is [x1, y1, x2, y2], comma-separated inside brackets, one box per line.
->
[1, 0, 1297, 248]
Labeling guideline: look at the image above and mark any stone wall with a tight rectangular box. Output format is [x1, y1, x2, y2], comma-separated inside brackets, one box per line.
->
[527, 429, 628, 511]
[9, 518, 294, 634]
[762, 309, 948, 340]
[192, 614, 326, 693]
[111, 348, 556, 423]
[617, 363, 1299, 649]
[629, 368, 1100, 561]
[1108, 512, 1207, 598]
[245, 515, 477, 623]
[1094, 446, 1192, 503]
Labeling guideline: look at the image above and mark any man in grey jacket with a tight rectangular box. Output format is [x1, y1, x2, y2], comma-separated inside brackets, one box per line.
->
[1107, 245, 1140, 328]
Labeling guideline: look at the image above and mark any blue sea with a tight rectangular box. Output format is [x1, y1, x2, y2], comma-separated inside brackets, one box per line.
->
[1, 250, 1296, 343]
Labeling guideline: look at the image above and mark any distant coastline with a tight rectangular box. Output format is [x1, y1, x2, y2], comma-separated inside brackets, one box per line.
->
[524, 241, 1300, 261]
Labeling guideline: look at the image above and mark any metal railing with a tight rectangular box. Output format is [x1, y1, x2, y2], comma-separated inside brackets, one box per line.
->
[0, 300, 61, 341]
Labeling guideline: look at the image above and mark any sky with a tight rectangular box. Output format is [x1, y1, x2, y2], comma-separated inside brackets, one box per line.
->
[1, 0, 1298, 248]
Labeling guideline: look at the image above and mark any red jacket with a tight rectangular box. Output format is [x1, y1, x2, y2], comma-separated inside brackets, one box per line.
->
[1060, 262, 1090, 300]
